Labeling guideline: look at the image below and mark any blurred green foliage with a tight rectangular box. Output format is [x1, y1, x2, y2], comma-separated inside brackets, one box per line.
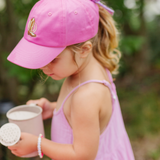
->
[148, 16, 160, 67]
[2, 52, 39, 84]
[148, 147, 160, 160]
[120, 36, 145, 55]
[119, 87, 160, 139]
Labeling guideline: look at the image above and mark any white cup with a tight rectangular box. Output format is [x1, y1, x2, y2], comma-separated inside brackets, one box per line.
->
[6, 104, 45, 158]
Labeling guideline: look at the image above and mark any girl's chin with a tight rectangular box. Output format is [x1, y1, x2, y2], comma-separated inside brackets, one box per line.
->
[50, 75, 63, 80]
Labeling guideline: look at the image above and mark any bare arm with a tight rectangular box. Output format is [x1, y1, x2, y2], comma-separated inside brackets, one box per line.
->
[41, 87, 100, 160]
[9, 86, 104, 160]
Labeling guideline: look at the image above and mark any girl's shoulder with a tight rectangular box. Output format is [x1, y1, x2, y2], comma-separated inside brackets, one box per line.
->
[70, 81, 111, 112]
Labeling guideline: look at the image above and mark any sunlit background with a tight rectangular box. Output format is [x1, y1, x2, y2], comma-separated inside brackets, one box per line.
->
[0, 0, 160, 159]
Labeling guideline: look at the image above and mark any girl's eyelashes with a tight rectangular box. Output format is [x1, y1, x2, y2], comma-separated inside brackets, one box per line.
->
[51, 59, 55, 63]
[51, 58, 58, 63]
[51, 56, 60, 63]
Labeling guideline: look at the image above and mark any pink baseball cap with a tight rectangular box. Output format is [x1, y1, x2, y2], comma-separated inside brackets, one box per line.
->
[7, 0, 112, 69]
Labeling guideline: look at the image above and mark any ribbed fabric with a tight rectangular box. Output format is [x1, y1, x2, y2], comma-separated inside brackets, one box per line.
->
[51, 69, 135, 160]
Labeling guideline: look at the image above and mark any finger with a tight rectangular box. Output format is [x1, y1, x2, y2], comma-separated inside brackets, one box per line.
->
[8, 146, 17, 151]
[8, 145, 18, 150]
[26, 98, 46, 109]
[39, 98, 48, 107]
[11, 150, 20, 157]
[26, 100, 39, 105]
[34, 98, 48, 110]
[20, 132, 27, 139]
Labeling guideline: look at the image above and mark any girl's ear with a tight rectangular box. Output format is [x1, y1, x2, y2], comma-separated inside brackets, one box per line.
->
[80, 41, 92, 58]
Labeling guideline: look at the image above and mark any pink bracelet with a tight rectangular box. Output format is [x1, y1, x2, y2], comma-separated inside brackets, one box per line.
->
[37, 134, 44, 158]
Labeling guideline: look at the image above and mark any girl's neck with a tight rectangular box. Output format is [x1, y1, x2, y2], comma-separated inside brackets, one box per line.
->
[67, 54, 104, 88]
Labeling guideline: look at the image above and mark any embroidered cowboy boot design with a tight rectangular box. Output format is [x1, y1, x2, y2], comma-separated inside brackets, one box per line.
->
[28, 18, 36, 37]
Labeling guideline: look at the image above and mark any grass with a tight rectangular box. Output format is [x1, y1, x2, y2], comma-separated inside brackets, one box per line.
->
[118, 83, 160, 140]
[148, 147, 160, 160]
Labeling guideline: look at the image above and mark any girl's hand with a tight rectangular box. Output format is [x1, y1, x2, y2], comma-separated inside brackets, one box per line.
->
[27, 98, 56, 120]
[8, 132, 38, 157]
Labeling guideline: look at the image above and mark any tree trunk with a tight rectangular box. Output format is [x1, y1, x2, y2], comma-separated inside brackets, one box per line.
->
[121, 0, 150, 85]
[131, 0, 150, 80]
[0, 0, 19, 104]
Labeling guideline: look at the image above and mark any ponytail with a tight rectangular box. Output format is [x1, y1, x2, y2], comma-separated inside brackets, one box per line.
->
[68, 4, 121, 75]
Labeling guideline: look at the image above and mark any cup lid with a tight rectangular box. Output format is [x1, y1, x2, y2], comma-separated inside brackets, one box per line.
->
[0, 123, 21, 146]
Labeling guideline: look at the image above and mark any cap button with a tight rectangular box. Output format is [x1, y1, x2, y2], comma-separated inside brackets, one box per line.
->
[74, 11, 78, 15]
[48, 12, 52, 16]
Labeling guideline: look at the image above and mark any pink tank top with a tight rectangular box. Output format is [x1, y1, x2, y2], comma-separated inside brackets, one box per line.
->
[51, 69, 135, 160]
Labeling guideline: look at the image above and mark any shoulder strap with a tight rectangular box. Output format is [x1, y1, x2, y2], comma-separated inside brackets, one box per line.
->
[59, 79, 116, 113]
[106, 68, 117, 93]
[106, 68, 113, 83]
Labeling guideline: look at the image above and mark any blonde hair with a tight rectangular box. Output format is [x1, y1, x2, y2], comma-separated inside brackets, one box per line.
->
[68, 4, 121, 75]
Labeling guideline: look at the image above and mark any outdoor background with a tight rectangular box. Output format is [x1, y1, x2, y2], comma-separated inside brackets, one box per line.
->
[0, 0, 160, 159]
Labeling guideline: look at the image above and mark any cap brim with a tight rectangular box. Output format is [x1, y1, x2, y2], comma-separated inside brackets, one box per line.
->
[7, 37, 66, 69]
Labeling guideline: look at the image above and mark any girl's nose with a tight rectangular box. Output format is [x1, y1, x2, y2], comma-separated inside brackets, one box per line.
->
[40, 65, 48, 70]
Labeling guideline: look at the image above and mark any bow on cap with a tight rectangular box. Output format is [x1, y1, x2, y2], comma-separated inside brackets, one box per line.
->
[91, 0, 114, 15]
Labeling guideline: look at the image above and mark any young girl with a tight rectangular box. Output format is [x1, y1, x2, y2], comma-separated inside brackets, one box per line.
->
[7, 0, 135, 159]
